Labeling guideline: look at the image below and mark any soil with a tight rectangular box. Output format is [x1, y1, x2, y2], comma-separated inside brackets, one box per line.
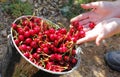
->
[0, 0, 120, 77]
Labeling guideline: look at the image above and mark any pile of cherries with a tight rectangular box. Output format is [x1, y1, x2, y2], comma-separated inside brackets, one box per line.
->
[11, 16, 95, 72]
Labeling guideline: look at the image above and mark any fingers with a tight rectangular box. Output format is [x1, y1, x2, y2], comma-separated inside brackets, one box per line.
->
[76, 36, 89, 44]
[80, 18, 91, 25]
[96, 34, 104, 46]
[81, 2, 101, 9]
[70, 12, 90, 23]
[96, 15, 113, 24]
[76, 31, 96, 44]
[77, 33, 104, 46]
[83, 23, 91, 31]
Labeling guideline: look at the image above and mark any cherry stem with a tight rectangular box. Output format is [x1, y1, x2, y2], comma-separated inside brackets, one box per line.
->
[28, 14, 35, 21]
[46, 20, 59, 29]
[40, 58, 45, 68]
[12, 29, 18, 39]
[39, 53, 49, 57]
[40, 20, 44, 32]
[66, 41, 75, 56]
[20, 19, 23, 25]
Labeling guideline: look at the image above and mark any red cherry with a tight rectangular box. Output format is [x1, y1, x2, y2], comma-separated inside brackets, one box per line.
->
[26, 46, 32, 52]
[50, 54, 62, 61]
[77, 25, 83, 31]
[34, 17, 41, 23]
[50, 54, 55, 61]
[49, 34, 56, 41]
[73, 33, 79, 40]
[29, 29, 36, 36]
[44, 30, 50, 36]
[43, 47, 49, 54]
[17, 27, 23, 32]
[64, 56, 70, 62]
[24, 31, 31, 38]
[25, 38, 32, 45]
[55, 34, 62, 40]
[29, 57, 35, 63]
[19, 44, 27, 52]
[89, 22, 95, 29]
[30, 41, 38, 48]
[58, 47, 63, 53]
[71, 58, 77, 64]
[38, 32, 42, 37]
[45, 62, 53, 70]
[66, 34, 72, 41]
[36, 48, 42, 53]
[18, 35, 24, 41]
[14, 39, 20, 46]
[22, 20, 29, 26]
[11, 23, 17, 30]
[58, 46, 67, 53]
[34, 26, 40, 34]
[71, 21, 79, 27]
[52, 54, 62, 61]
[34, 38, 40, 43]
[59, 28, 67, 34]
[23, 52, 30, 58]
[72, 49, 76, 56]
[53, 47, 58, 53]
[53, 40, 58, 47]
[29, 21, 35, 28]
[24, 26, 29, 31]
[71, 37, 77, 43]
[18, 29, 25, 35]
[69, 27, 75, 36]
[49, 28, 55, 34]
[62, 46, 67, 53]
[78, 30, 85, 38]
[41, 43, 47, 48]
[33, 53, 40, 60]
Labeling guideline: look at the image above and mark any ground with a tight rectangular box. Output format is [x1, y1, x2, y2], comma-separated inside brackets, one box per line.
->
[0, 0, 120, 77]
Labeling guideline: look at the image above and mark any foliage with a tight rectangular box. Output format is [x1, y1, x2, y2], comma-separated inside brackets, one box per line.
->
[0, 0, 7, 2]
[2, 0, 33, 18]
[60, 0, 96, 20]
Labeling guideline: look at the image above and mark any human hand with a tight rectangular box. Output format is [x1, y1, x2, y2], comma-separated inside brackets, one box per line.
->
[70, 1, 120, 27]
[76, 18, 120, 46]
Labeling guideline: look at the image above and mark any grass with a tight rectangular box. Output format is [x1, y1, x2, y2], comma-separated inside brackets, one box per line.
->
[60, 0, 96, 20]
[2, 0, 33, 18]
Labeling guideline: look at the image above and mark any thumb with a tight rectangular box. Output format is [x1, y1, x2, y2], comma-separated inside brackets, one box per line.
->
[76, 37, 89, 44]
[95, 34, 104, 46]
[81, 2, 100, 9]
